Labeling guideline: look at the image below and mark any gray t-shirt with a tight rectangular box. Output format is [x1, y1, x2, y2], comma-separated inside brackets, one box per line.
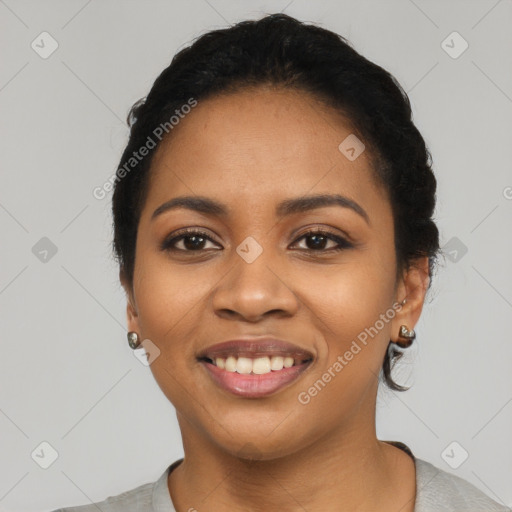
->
[51, 442, 510, 511]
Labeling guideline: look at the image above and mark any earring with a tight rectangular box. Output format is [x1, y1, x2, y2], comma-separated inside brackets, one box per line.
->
[127, 331, 141, 349]
[394, 325, 416, 348]
[401, 299, 407, 305]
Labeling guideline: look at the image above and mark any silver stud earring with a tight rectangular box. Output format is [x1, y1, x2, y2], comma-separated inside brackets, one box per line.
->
[127, 331, 141, 349]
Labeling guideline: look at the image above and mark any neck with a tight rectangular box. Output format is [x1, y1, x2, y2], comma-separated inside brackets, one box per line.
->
[168, 408, 416, 511]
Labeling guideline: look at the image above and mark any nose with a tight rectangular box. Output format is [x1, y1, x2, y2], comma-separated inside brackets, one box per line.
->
[211, 246, 300, 322]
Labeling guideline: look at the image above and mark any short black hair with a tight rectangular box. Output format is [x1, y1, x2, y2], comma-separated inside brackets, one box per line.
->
[112, 13, 440, 391]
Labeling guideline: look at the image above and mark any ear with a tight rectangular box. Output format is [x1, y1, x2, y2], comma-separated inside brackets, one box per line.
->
[391, 257, 430, 341]
[119, 268, 141, 335]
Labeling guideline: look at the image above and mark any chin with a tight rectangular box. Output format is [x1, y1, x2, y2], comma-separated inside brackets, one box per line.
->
[208, 420, 309, 463]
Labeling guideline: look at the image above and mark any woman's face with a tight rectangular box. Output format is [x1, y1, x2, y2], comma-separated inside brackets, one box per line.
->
[123, 87, 418, 459]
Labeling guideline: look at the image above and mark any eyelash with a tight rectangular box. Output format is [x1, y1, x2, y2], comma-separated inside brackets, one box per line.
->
[160, 227, 353, 254]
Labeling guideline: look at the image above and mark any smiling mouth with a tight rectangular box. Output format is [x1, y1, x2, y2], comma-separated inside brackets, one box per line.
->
[196, 338, 315, 397]
[198, 354, 313, 375]
[198, 354, 313, 398]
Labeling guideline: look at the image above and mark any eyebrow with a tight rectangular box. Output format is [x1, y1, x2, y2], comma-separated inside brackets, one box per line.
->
[151, 193, 370, 225]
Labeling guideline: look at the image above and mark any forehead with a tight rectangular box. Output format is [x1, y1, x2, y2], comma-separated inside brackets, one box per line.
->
[142, 87, 388, 223]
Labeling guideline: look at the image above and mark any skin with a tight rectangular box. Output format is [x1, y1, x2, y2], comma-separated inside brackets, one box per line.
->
[121, 86, 430, 512]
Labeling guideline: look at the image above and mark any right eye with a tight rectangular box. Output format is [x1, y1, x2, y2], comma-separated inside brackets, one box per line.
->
[160, 228, 222, 252]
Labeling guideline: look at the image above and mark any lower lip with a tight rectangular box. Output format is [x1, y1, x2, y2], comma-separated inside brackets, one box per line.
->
[200, 360, 311, 398]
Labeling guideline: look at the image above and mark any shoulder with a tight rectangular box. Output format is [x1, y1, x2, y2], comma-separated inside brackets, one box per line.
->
[49, 460, 181, 512]
[49, 480, 154, 512]
[414, 458, 510, 511]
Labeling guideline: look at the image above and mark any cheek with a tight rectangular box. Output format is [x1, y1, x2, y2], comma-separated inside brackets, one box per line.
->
[132, 251, 207, 355]
[295, 270, 394, 423]
[303, 249, 396, 376]
[132, 258, 209, 410]
[309, 257, 395, 331]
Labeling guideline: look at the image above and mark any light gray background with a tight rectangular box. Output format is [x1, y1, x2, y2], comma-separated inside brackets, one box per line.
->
[1, 1, 511, 510]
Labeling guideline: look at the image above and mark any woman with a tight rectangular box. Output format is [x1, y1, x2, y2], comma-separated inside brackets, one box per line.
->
[53, 13, 509, 512]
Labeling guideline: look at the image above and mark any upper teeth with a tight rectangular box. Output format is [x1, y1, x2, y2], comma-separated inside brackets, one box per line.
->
[215, 355, 297, 374]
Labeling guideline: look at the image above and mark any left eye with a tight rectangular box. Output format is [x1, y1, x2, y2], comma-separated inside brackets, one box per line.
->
[291, 230, 352, 252]
[161, 229, 352, 253]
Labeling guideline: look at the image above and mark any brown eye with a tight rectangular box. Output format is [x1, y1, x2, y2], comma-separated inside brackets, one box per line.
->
[292, 230, 353, 252]
[161, 229, 220, 252]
